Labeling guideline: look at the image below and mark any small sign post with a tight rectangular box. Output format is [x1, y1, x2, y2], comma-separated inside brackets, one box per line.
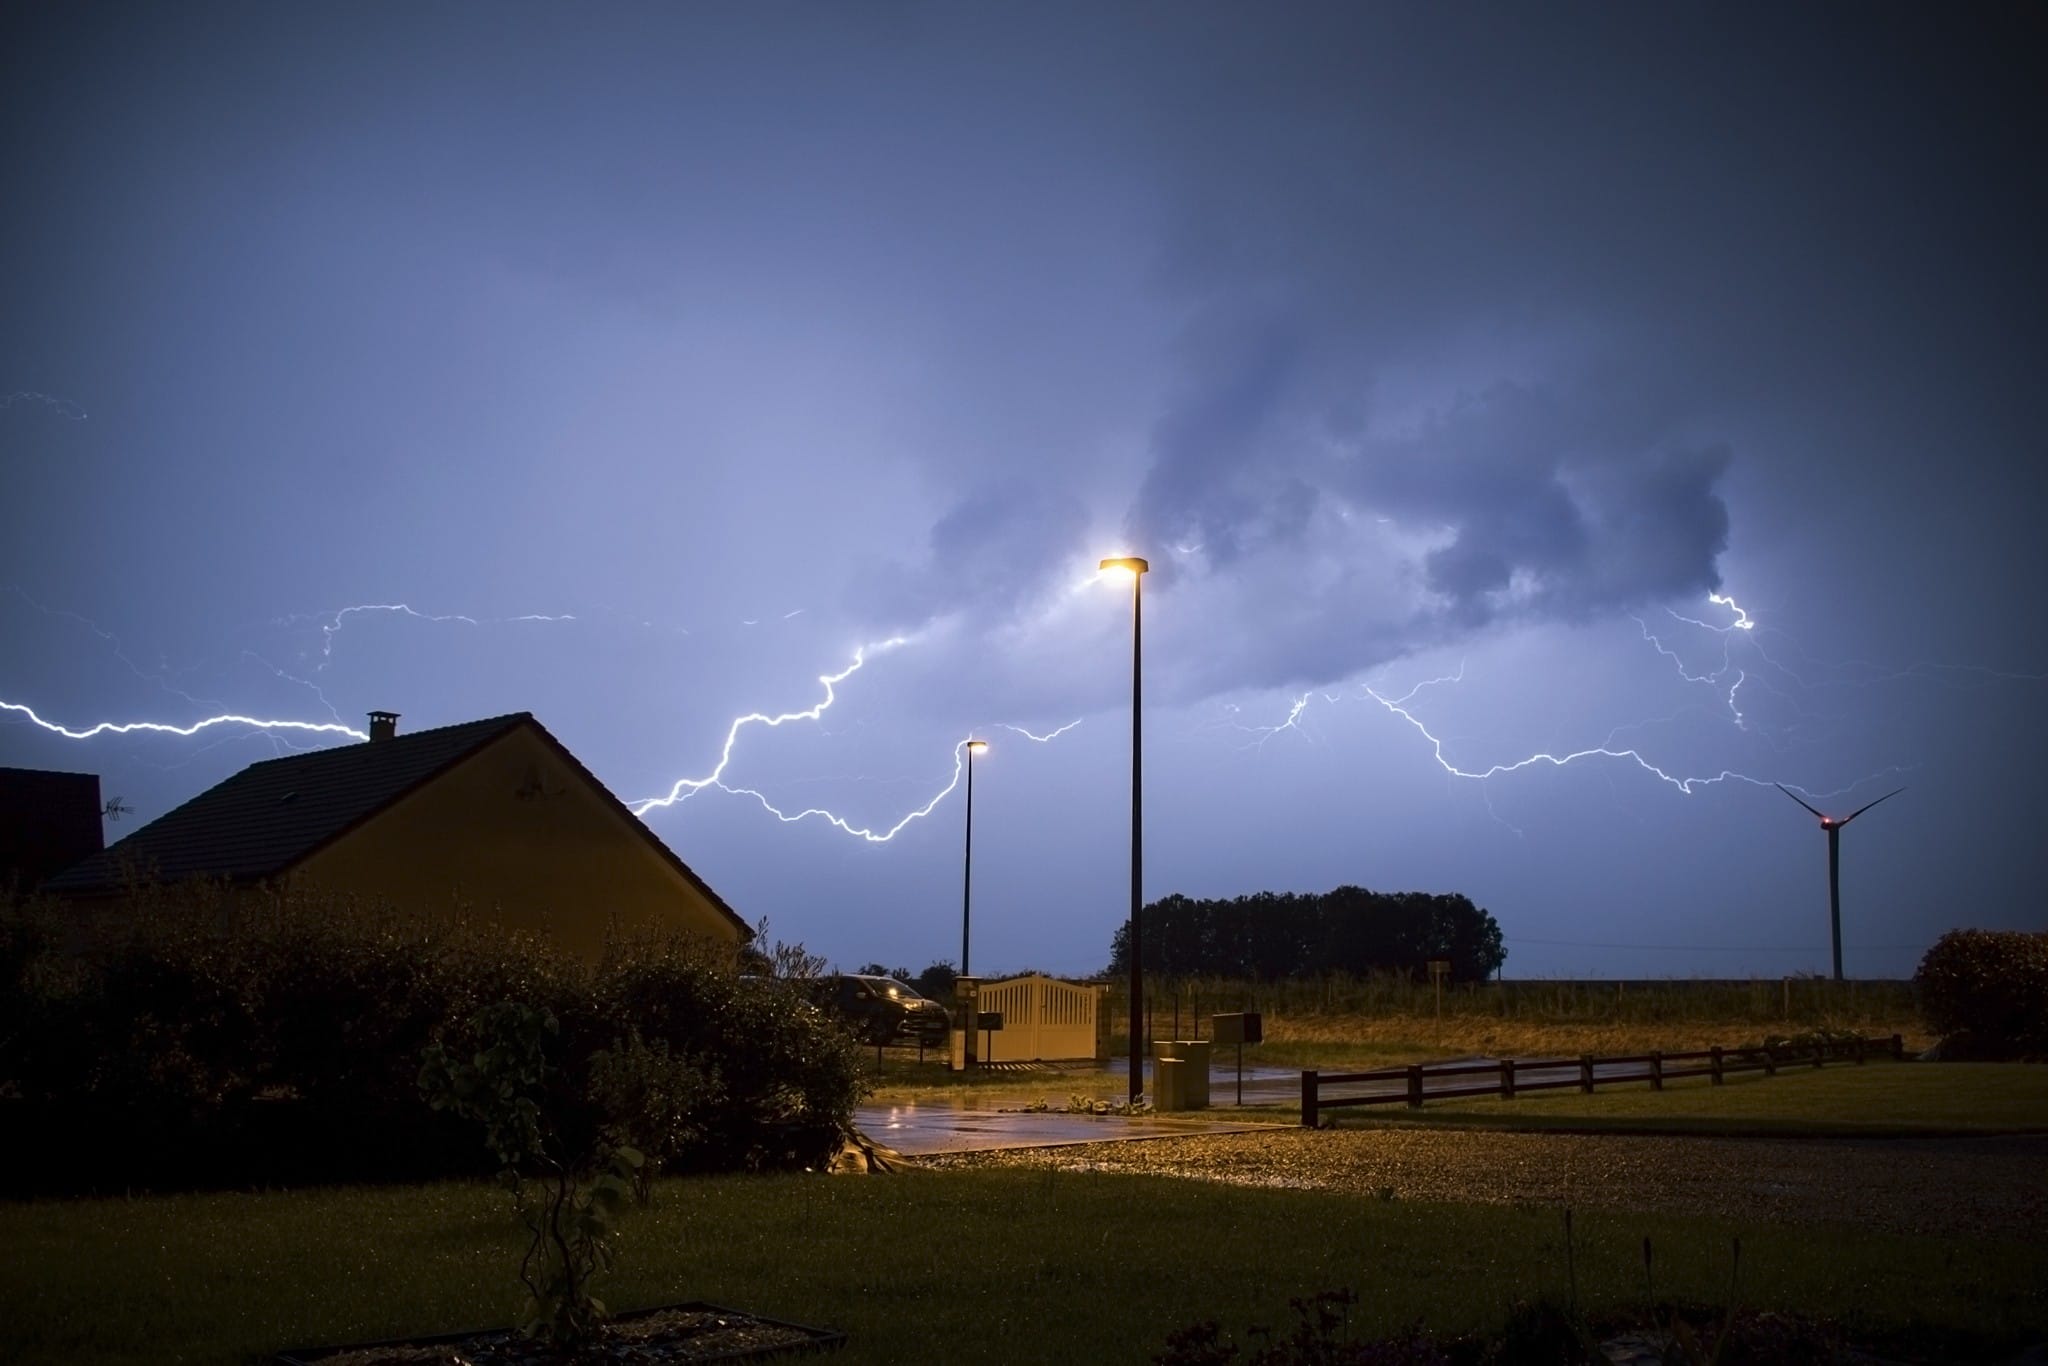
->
[1210, 1012, 1262, 1104]
[1428, 960, 1450, 1024]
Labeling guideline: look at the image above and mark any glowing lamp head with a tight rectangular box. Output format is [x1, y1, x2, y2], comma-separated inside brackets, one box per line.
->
[1821, 817, 1836, 829]
[1098, 556, 1150, 579]
[966, 739, 988, 755]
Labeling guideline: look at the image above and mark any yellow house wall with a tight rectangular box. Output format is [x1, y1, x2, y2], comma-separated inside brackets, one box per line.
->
[297, 727, 742, 961]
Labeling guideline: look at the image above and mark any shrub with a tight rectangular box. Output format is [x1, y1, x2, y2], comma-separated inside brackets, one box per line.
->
[420, 1001, 679, 1345]
[594, 931, 868, 1174]
[0, 883, 864, 1192]
[1914, 930, 2048, 1059]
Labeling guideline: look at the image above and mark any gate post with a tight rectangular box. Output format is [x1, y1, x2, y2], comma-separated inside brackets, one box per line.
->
[1649, 1051, 1664, 1091]
[1302, 1071, 1319, 1129]
[1579, 1054, 1594, 1094]
[1710, 1046, 1724, 1085]
[1406, 1064, 1424, 1109]
[1500, 1058, 1516, 1100]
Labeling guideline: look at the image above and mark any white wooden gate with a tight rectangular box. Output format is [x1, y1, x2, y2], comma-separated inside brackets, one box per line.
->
[975, 974, 1102, 1061]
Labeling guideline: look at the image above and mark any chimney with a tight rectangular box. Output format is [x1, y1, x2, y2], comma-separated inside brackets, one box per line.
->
[367, 711, 400, 743]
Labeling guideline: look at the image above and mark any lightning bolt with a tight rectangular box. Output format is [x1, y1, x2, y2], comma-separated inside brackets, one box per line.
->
[0, 698, 367, 742]
[1219, 589, 1931, 825]
[1362, 672, 1786, 796]
[289, 602, 579, 669]
[626, 638, 1087, 841]
[994, 720, 1085, 743]
[1, 391, 87, 420]
[629, 638, 911, 815]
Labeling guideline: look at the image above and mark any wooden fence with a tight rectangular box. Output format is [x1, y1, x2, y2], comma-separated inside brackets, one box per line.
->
[1299, 1033, 1906, 1128]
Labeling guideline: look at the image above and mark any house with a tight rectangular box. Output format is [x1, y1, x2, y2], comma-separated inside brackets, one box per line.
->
[0, 766, 104, 894]
[40, 711, 750, 958]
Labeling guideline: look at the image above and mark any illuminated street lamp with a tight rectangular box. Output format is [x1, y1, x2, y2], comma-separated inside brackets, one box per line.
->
[961, 739, 988, 978]
[1775, 784, 1905, 981]
[1100, 555, 1149, 1105]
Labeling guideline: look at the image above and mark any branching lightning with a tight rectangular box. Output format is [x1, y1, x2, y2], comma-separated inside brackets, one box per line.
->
[5, 584, 1087, 844]
[1215, 590, 1933, 821]
[625, 642, 1081, 840]
[1361, 672, 1792, 797]
[629, 638, 910, 816]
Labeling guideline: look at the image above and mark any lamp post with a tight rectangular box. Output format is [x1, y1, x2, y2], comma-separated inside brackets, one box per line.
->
[1100, 555, 1149, 1105]
[961, 739, 987, 978]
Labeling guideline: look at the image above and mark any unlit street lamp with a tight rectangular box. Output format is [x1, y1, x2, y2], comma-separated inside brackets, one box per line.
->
[1100, 555, 1149, 1105]
[961, 738, 987, 978]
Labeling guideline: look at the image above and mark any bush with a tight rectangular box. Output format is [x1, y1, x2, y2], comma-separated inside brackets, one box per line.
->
[1914, 930, 2048, 1060]
[0, 883, 866, 1193]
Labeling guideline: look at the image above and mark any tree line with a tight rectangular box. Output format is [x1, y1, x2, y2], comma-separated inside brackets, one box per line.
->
[1106, 885, 1506, 982]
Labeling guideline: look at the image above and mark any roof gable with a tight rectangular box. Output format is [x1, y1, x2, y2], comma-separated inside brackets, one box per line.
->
[40, 712, 752, 940]
[42, 714, 528, 893]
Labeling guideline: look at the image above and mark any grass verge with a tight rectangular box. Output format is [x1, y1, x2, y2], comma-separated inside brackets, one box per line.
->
[3, 1166, 2043, 1365]
[1306, 1061, 2048, 1137]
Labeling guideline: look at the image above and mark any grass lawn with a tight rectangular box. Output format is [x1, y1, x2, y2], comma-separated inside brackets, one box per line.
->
[1301, 1060, 2048, 1138]
[3, 1167, 2043, 1366]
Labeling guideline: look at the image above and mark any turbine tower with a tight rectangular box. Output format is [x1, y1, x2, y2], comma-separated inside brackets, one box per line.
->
[1775, 784, 1905, 982]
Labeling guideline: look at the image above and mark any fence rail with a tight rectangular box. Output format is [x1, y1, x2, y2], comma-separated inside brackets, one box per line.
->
[1299, 1033, 1905, 1128]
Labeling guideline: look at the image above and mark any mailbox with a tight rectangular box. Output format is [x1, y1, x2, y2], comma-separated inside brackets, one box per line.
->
[976, 1011, 1004, 1032]
[1211, 1012, 1262, 1046]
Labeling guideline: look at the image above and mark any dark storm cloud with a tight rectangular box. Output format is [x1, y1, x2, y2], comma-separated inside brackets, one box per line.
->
[1099, 6, 1790, 694]
[1352, 384, 1731, 628]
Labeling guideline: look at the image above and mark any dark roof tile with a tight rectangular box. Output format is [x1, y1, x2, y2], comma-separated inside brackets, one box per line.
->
[42, 714, 527, 893]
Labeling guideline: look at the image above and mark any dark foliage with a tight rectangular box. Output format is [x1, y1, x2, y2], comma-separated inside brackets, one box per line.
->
[1914, 929, 2048, 1060]
[1109, 885, 1505, 982]
[0, 884, 866, 1194]
[913, 959, 958, 1002]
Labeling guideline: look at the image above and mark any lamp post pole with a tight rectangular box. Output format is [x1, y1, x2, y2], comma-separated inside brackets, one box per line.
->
[961, 739, 986, 977]
[1100, 556, 1149, 1106]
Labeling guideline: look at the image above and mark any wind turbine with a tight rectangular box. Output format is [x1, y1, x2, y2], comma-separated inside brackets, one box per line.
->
[1775, 784, 1905, 981]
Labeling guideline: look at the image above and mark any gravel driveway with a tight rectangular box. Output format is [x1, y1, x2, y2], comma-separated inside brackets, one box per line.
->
[920, 1128, 2048, 1240]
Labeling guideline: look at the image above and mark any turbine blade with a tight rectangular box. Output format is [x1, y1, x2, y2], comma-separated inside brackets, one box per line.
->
[1775, 783, 1827, 820]
[1838, 786, 1906, 826]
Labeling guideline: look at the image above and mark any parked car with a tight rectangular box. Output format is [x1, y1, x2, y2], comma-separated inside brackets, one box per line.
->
[805, 973, 951, 1048]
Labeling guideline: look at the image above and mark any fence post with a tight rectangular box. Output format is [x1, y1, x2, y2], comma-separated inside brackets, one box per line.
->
[1710, 1046, 1724, 1086]
[1406, 1064, 1424, 1109]
[1890, 1033, 1903, 1061]
[1579, 1054, 1594, 1094]
[1854, 1035, 1865, 1065]
[1649, 1051, 1664, 1091]
[1763, 1044, 1777, 1077]
[1501, 1058, 1516, 1100]
[1811, 1040, 1824, 1069]
[1301, 1071, 1318, 1129]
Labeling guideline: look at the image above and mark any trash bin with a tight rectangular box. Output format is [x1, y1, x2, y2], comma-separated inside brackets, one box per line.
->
[1176, 1039, 1212, 1109]
[1154, 1055, 1187, 1111]
[1152, 1039, 1211, 1109]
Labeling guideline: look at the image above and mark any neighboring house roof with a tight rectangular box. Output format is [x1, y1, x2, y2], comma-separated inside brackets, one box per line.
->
[40, 713, 751, 939]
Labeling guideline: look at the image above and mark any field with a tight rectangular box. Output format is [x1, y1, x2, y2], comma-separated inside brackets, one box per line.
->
[869, 974, 1928, 1107]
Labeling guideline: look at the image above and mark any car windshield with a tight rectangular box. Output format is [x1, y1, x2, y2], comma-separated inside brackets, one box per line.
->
[866, 978, 918, 1000]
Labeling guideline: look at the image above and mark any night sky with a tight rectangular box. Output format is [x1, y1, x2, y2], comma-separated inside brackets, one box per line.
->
[5, 4, 2044, 980]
